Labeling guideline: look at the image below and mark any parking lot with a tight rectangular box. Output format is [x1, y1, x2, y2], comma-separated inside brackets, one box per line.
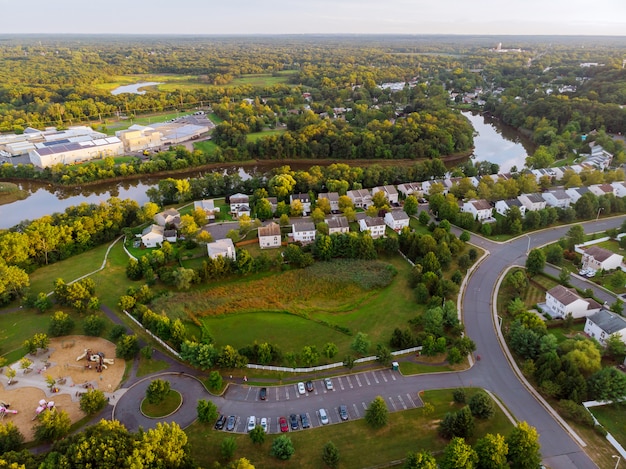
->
[217, 369, 423, 433]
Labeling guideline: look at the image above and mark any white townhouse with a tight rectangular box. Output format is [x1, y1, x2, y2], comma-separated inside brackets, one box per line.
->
[421, 179, 446, 195]
[582, 246, 623, 272]
[347, 189, 373, 209]
[565, 187, 590, 204]
[230, 193, 250, 212]
[495, 198, 526, 217]
[258, 222, 282, 249]
[612, 182, 626, 198]
[194, 199, 219, 221]
[141, 224, 164, 248]
[292, 222, 316, 244]
[372, 185, 399, 205]
[384, 210, 410, 232]
[290, 193, 312, 215]
[207, 238, 237, 261]
[518, 193, 547, 212]
[584, 309, 626, 346]
[318, 192, 340, 212]
[541, 190, 572, 208]
[461, 199, 493, 221]
[588, 184, 615, 197]
[326, 216, 350, 235]
[358, 216, 386, 239]
[397, 182, 422, 198]
[543, 285, 601, 319]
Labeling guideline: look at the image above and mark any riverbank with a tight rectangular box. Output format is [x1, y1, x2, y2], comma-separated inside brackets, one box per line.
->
[0, 182, 28, 206]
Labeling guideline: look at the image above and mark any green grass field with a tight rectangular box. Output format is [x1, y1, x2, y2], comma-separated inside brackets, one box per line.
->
[185, 388, 514, 469]
[246, 129, 286, 142]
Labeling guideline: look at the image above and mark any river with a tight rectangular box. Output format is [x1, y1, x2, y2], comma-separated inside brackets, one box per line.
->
[111, 82, 163, 96]
[0, 113, 533, 229]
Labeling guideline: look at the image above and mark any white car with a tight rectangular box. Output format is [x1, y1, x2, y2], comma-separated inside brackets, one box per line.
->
[297, 382, 306, 394]
[319, 408, 329, 425]
[247, 416, 256, 432]
[324, 378, 333, 390]
[260, 417, 268, 433]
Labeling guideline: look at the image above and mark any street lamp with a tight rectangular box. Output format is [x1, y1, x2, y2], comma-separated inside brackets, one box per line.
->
[614, 455, 621, 469]
[597, 207, 604, 221]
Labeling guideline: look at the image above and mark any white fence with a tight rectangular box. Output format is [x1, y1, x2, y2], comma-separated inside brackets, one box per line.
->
[246, 346, 422, 373]
[574, 237, 610, 254]
[122, 309, 181, 359]
[583, 400, 626, 458]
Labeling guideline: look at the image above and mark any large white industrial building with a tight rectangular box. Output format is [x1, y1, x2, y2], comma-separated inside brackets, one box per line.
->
[28, 136, 124, 168]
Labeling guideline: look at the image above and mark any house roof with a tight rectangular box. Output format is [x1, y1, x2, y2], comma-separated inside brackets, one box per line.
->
[326, 216, 349, 229]
[318, 192, 339, 202]
[584, 246, 620, 263]
[142, 224, 163, 236]
[258, 222, 281, 237]
[363, 216, 385, 227]
[383, 185, 398, 195]
[388, 210, 409, 221]
[230, 193, 249, 203]
[593, 184, 614, 194]
[547, 285, 582, 306]
[547, 190, 570, 200]
[522, 193, 545, 204]
[194, 199, 215, 211]
[207, 238, 235, 257]
[291, 192, 311, 203]
[471, 199, 492, 211]
[347, 189, 371, 199]
[503, 198, 523, 208]
[293, 222, 315, 232]
[587, 309, 626, 335]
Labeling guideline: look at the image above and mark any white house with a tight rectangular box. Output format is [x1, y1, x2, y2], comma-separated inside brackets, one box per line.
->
[543, 285, 601, 319]
[141, 224, 164, 248]
[326, 216, 350, 235]
[384, 210, 410, 232]
[347, 189, 373, 209]
[565, 187, 590, 203]
[318, 192, 340, 212]
[229, 193, 250, 213]
[582, 246, 623, 272]
[421, 179, 446, 195]
[292, 222, 316, 244]
[290, 193, 312, 215]
[588, 184, 615, 197]
[358, 216, 386, 239]
[518, 193, 547, 212]
[266, 197, 278, 213]
[584, 309, 626, 346]
[461, 199, 493, 221]
[207, 238, 237, 261]
[397, 182, 422, 198]
[612, 182, 626, 198]
[372, 185, 399, 205]
[154, 208, 181, 228]
[495, 198, 526, 217]
[194, 199, 219, 221]
[258, 222, 282, 249]
[541, 190, 572, 208]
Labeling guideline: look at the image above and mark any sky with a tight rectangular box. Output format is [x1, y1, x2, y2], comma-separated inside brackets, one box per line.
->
[2, 0, 626, 36]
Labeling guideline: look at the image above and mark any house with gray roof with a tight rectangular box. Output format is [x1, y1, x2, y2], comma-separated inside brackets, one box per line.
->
[542, 189, 572, 208]
[582, 246, 623, 272]
[518, 193, 547, 212]
[495, 198, 526, 217]
[326, 216, 350, 235]
[542, 285, 601, 319]
[384, 210, 410, 231]
[584, 309, 626, 345]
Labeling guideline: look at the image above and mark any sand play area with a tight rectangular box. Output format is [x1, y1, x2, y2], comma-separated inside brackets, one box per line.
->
[0, 335, 125, 441]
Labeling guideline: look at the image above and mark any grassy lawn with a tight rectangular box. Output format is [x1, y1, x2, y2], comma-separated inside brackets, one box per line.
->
[246, 129, 286, 142]
[0, 181, 28, 205]
[141, 390, 182, 417]
[193, 140, 218, 155]
[399, 360, 461, 374]
[136, 356, 171, 377]
[589, 403, 626, 449]
[186, 388, 514, 469]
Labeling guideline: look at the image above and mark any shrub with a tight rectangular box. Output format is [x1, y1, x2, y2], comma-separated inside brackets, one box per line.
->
[48, 311, 75, 337]
[108, 324, 127, 342]
[468, 391, 495, 419]
[83, 315, 106, 337]
[146, 379, 170, 404]
[452, 388, 466, 404]
[79, 389, 108, 415]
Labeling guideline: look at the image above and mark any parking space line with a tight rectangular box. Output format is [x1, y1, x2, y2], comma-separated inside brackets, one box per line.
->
[346, 376, 354, 388]
[372, 372, 379, 384]
[363, 373, 371, 386]
[275, 388, 279, 401]
[353, 403, 361, 417]
[355, 375, 362, 387]
[388, 396, 397, 410]
[406, 393, 416, 408]
[362, 402, 367, 410]
[381, 372, 388, 383]
[390, 372, 397, 381]
[245, 387, 253, 401]
[338, 377, 345, 391]
[285, 388, 290, 400]
[397, 395, 407, 410]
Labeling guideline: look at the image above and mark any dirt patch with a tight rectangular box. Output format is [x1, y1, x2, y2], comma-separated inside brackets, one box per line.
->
[0, 335, 125, 442]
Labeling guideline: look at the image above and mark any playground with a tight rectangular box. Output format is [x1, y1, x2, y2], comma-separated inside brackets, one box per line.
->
[0, 336, 125, 441]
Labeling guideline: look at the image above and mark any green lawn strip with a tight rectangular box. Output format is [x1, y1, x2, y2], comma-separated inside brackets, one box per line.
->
[136, 357, 171, 377]
[193, 140, 218, 155]
[547, 322, 586, 343]
[140, 390, 182, 417]
[399, 361, 457, 374]
[186, 388, 513, 469]
[246, 129, 286, 142]
[588, 404, 626, 460]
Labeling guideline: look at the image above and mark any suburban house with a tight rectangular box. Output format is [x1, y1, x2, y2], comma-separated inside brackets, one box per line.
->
[318, 192, 340, 212]
[207, 238, 237, 261]
[461, 199, 493, 221]
[290, 193, 312, 215]
[541, 190, 572, 208]
[326, 216, 350, 235]
[258, 222, 282, 249]
[358, 216, 386, 238]
[584, 144, 613, 170]
[565, 187, 590, 203]
[154, 208, 181, 228]
[612, 182, 626, 198]
[141, 224, 164, 248]
[163, 229, 177, 243]
[397, 182, 422, 198]
[584, 309, 626, 346]
[372, 185, 399, 205]
[581, 246, 624, 272]
[542, 285, 601, 319]
[194, 199, 219, 221]
[518, 193, 547, 212]
[292, 222, 316, 244]
[266, 197, 278, 213]
[495, 198, 526, 217]
[421, 179, 446, 195]
[229, 193, 250, 213]
[347, 189, 373, 209]
[588, 184, 615, 197]
[384, 210, 410, 232]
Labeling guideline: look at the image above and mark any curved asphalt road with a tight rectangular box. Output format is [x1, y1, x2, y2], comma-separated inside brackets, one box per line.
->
[113, 217, 625, 468]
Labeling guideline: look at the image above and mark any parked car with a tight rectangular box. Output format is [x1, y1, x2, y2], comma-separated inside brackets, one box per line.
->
[214, 414, 226, 430]
[290, 413, 299, 430]
[260, 417, 268, 433]
[259, 387, 267, 400]
[279, 416, 289, 432]
[324, 377, 333, 390]
[297, 382, 306, 394]
[226, 415, 236, 431]
[300, 413, 311, 429]
[305, 380, 314, 392]
[319, 408, 329, 425]
[247, 416, 256, 432]
[339, 405, 349, 421]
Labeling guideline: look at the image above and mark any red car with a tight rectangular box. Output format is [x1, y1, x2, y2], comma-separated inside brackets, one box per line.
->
[279, 416, 289, 433]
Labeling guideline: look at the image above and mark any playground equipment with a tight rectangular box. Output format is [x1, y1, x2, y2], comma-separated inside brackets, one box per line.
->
[33, 399, 55, 419]
[76, 349, 114, 371]
[0, 401, 17, 420]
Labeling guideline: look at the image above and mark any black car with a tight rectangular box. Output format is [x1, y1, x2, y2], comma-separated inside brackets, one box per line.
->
[226, 415, 236, 431]
[214, 414, 227, 430]
[289, 413, 299, 430]
[300, 413, 311, 429]
[339, 405, 349, 421]
[259, 387, 267, 400]
[305, 380, 314, 392]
